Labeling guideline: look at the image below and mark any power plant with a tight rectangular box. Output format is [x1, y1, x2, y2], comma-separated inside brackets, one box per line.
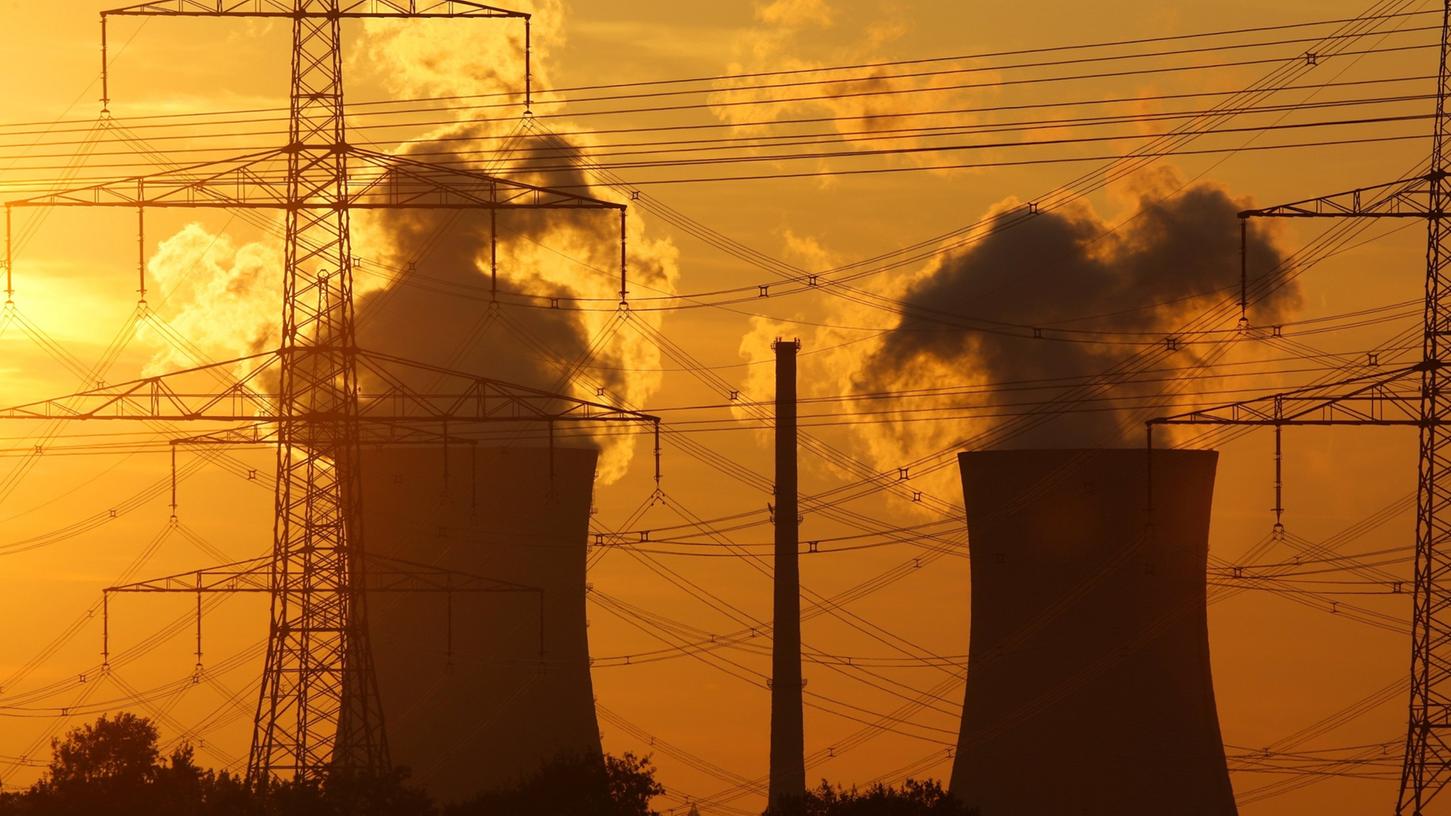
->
[360, 445, 602, 801]
[10, 1, 1451, 812]
[948, 448, 1236, 815]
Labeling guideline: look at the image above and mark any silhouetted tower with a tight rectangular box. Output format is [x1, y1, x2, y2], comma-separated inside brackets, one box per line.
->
[362, 446, 603, 801]
[769, 338, 805, 811]
[256, 2, 386, 779]
[949, 449, 1236, 816]
[1145, 3, 1451, 809]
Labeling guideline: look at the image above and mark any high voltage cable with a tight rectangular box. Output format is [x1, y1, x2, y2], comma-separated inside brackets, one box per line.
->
[591, 505, 966, 731]
[14, 365, 1430, 458]
[0, 119, 1426, 193]
[405, 112, 1432, 177]
[802, 3, 1424, 302]
[480, 5, 1427, 330]
[6, 73, 1430, 168]
[0, 10, 1436, 134]
[1, 88, 1433, 172]
[360, 91, 1439, 160]
[445, 133, 1425, 191]
[0, 0, 1421, 345]
[0, 38, 1435, 151]
[85, 27, 1445, 131]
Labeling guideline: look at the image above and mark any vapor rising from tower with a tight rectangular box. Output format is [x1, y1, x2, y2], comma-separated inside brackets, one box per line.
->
[854, 178, 1298, 451]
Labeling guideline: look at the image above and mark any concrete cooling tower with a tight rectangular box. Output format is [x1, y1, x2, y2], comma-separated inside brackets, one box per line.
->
[949, 448, 1235, 816]
[358, 445, 601, 802]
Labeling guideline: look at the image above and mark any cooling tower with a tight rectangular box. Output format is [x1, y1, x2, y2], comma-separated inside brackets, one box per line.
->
[358, 445, 601, 802]
[949, 448, 1235, 816]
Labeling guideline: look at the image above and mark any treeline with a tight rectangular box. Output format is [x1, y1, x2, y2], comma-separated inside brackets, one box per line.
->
[766, 780, 977, 816]
[0, 713, 973, 815]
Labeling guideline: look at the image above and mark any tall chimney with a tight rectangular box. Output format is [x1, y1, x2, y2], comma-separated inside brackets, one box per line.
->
[769, 338, 806, 811]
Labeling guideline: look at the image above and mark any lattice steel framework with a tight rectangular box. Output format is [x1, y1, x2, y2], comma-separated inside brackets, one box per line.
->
[1, 0, 652, 785]
[1149, 4, 1451, 809]
[263, 2, 372, 780]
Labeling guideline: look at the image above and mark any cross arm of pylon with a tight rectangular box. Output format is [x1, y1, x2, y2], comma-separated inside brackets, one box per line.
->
[104, 554, 541, 595]
[106, 556, 274, 593]
[1240, 173, 1441, 219]
[3, 146, 620, 212]
[355, 348, 659, 424]
[1147, 364, 1424, 427]
[171, 420, 488, 447]
[348, 148, 625, 211]
[0, 351, 280, 420]
[0, 347, 658, 425]
[4, 149, 292, 210]
[102, 1, 527, 19]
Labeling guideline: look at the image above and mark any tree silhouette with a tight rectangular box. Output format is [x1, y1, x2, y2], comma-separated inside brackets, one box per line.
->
[794, 779, 979, 815]
[0, 712, 970, 815]
[8, 712, 222, 816]
[0, 714, 672, 816]
[43, 712, 159, 792]
[447, 751, 664, 816]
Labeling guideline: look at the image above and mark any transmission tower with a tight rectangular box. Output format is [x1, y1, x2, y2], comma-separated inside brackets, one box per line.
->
[1148, 3, 1451, 810]
[0, 0, 657, 784]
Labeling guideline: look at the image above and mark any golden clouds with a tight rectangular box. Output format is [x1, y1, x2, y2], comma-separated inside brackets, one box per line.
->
[355, 0, 565, 100]
[707, 0, 1000, 181]
[139, 224, 280, 374]
[757, 0, 836, 28]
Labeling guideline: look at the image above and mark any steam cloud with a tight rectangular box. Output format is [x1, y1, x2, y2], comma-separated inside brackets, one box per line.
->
[144, 4, 678, 483]
[353, 126, 667, 403]
[347, 120, 677, 481]
[855, 181, 1299, 449]
[348, 6, 679, 482]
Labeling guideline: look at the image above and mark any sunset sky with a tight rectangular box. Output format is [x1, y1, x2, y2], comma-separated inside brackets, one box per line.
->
[0, 0, 1442, 812]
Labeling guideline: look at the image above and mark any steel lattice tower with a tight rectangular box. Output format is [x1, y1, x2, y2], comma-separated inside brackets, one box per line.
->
[258, 5, 383, 778]
[1, 0, 659, 785]
[1148, 3, 1451, 808]
[1402, 5, 1451, 802]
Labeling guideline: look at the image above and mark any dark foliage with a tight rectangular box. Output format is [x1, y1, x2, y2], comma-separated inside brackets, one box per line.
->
[765, 779, 978, 816]
[446, 751, 664, 816]
[0, 714, 663, 816]
[0, 713, 968, 816]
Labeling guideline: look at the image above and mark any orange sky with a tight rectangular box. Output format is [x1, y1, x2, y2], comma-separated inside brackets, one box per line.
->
[0, 1, 1443, 812]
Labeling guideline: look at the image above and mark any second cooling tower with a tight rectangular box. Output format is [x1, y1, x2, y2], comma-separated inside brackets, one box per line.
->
[359, 445, 601, 802]
[949, 448, 1236, 816]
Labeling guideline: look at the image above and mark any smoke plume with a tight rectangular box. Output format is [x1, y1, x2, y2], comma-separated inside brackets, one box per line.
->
[351, 7, 679, 482]
[142, 3, 679, 484]
[349, 132, 678, 483]
[854, 176, 1299, 450]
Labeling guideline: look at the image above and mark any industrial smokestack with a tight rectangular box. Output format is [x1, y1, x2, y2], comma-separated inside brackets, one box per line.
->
[949, 448, 1235, 815]
[769, 338, 806, 811]
[359, 445, 602, 802]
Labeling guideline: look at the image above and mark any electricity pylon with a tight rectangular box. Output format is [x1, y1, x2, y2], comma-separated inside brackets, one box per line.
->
[1149, 3, 1451, 810]
[1, 0, 656, 784]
